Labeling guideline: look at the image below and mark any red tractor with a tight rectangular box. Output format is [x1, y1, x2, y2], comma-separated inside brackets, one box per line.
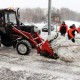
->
[0, 8, 59, 59]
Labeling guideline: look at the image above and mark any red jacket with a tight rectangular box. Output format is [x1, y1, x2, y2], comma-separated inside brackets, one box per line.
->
[59, 24, 68, 33]
[68, 27, 79, 39]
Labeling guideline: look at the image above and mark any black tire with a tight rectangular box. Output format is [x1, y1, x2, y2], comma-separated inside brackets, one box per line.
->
[16, 41, 32, 55]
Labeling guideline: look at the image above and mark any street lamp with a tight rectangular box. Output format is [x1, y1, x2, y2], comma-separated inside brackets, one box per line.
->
[48, 0, 51, 35]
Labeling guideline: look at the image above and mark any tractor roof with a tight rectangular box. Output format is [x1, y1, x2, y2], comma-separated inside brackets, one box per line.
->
[0, 8, 15, 13]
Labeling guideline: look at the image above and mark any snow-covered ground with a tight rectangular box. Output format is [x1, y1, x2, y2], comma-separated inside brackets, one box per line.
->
[0, 45, 80, 80]
[0, 21, 80, 80]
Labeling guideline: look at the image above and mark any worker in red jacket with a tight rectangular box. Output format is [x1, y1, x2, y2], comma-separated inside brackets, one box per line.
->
[59, 21, 68, 36]
[68, 24, 79, 43]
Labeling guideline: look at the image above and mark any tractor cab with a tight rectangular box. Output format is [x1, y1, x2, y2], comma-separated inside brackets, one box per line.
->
[0, 8, 34, 34]
[0, 9, 17, 46]
[0, 8, 34, 47]
[0, 9, 17, 34]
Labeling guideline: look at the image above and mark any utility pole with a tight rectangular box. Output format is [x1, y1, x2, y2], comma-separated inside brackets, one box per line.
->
[48, 0, 51, 35]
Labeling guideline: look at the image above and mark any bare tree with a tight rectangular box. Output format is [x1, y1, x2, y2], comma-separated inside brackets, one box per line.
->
[32, 8, 45, 23]
[20, 7, 80, 23]
[20, 8, 45, 23]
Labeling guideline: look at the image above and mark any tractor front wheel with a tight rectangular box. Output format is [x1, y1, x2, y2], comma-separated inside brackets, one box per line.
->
[16, 41, 32, 55]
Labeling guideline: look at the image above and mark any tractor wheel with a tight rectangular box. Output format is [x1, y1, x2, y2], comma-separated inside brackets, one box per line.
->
[16, 41, 32, 55]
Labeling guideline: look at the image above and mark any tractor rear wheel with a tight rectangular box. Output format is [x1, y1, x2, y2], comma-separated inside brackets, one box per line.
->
[16, 41, 32, 55]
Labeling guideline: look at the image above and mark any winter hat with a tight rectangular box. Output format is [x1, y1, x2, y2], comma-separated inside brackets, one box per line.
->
[70, 24, 76, 28]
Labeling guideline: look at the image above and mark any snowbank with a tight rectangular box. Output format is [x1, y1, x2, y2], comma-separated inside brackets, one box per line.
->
[47, 33, 80, 62]
[34, 22, 46, 30]
[65, 20, 80, 28]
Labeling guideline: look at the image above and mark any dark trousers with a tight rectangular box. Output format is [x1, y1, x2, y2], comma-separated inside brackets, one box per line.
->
[71, 38, 75, 43]
[61, 33, 66, 36]
[68, 35, 75, 43]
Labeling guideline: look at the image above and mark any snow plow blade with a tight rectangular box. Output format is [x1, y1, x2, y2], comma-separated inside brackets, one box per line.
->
[40, 40, 59, 59]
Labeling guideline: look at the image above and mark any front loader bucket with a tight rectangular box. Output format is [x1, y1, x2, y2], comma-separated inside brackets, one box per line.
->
[41, 40, 59, 59]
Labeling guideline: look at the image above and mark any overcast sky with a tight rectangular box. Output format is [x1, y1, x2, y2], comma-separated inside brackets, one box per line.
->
[0, 0, 80, 12]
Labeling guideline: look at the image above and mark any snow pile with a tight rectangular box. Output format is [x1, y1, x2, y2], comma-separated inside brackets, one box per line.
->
[47, 34, 80, 62]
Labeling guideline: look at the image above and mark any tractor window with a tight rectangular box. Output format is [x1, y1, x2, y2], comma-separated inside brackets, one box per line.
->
[0, 13, 3, 26]
[5, 12, 17, 24]
[5, 14, 8, 23]
[9, 13, 16, 24]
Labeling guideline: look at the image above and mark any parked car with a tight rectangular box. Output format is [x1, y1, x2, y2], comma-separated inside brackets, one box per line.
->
[42, 24, 55, 32]
[20, 22, 41, 35]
